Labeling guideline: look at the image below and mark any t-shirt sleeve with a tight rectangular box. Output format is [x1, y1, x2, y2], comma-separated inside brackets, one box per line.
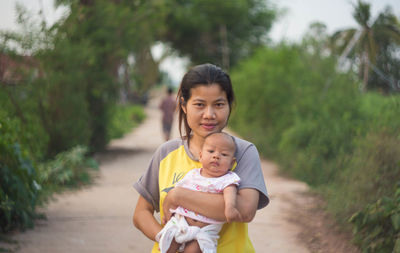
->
[133, 148, 161, 212]
[234, 144, 269, 209]
[220, 171, 241, 189]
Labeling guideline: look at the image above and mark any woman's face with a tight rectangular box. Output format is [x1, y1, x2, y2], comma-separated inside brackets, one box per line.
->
[182, 84, 230, 140]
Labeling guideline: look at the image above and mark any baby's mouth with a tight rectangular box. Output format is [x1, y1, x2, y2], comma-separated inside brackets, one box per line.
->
[210, 161, 219, 167]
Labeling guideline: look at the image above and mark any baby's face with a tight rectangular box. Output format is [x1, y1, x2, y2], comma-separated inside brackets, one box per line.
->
[199, 134, 236, 178]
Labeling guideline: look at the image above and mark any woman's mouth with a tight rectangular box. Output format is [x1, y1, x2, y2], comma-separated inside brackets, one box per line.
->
[201, 124, 216, 131]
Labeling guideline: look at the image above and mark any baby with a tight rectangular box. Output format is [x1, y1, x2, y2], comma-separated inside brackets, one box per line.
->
[156, 132, 241, 253]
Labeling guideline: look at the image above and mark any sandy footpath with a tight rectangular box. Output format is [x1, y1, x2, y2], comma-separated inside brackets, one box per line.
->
[2, 91, 318, 253]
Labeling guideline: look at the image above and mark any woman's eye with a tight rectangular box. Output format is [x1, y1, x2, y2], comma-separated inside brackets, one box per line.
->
[194, 103, 204, 107]
[215, 103, 225, 107]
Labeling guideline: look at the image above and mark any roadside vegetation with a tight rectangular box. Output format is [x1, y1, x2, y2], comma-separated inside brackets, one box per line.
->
[0, 101, 144, 234]
[0, 1, 149, 236]
[230, 4, 400, 251]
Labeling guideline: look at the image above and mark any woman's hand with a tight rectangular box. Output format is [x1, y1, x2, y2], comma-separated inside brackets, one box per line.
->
[162, 188, 179, 225]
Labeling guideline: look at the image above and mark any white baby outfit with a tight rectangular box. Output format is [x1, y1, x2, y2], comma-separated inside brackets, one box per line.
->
[156, 168, 240, 253]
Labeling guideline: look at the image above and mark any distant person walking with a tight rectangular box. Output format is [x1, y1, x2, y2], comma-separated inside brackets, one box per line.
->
[159, 87, 176, 141]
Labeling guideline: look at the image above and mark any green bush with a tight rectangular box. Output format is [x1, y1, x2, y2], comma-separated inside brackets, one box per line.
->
[230, 45, 361, 185]
[0, 83, 49, 161]
[0, 114, 39, 232]
[230, 45, 302, 156]
[358, 93, 400, 134]
[0, 108, 98, 231]
[349, 185, 400, 253]
[38, 146, 98, 192]
[107, 104, 145, 140]
[37, 75, 92, 157]
[323, 130, 400, 221]
[229, 43, 400, 252]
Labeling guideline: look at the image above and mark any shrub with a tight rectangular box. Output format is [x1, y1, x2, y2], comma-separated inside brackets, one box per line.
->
[229, 43, 400, 251]
[37, 146, 98, 193]
[323, 130, 400, 222]
[107, 104, 145, 140]
[0, 83, 49, 161]
[349, 185, 400, 253]
[230, 45, 361, 185]
[0, 114, 39, 232]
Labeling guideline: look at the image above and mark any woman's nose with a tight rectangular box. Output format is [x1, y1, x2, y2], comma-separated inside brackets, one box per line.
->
[204, 106, 216, 119]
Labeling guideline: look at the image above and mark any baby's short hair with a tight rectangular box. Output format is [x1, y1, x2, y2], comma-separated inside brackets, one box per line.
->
[204, 132, 236, 153]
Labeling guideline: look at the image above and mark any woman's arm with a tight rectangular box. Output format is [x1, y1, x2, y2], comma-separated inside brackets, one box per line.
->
[163, 187, 259, 223]
[133, 196, 162, 241]
[163, 187, 225, 222]
[236, 188, 259, 222]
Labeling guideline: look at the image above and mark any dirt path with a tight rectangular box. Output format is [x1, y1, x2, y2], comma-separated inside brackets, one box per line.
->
[3, 91, 358, 253]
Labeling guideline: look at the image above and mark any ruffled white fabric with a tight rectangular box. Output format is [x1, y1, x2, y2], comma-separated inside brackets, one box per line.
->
[156, 214, 222, 253]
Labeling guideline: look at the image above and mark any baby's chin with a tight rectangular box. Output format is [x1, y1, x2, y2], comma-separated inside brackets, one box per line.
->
[205, 168, 229, 177]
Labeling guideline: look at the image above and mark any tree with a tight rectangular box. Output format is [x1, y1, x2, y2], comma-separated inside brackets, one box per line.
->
[45, 0, 167, 151]
[1, 0, 278, 156]
[161, 0, 276, 70]
[301, 22, 330, 56]
[331, 0, 400, 92]
[0, 0, 168, 156]
[367, 7, 400, 92]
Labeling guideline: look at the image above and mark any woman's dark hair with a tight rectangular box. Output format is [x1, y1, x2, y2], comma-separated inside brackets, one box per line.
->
[177, 63, 235, 139]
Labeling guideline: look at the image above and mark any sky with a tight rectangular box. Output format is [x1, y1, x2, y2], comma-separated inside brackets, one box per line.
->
[269, 0, 400, 42]
[1, 0, 399, 83]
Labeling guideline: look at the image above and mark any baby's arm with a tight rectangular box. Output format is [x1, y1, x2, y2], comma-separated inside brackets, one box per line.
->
[223, 185, 242, 223]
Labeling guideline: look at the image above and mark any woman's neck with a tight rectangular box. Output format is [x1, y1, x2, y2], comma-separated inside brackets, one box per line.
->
[188, 135, 204, 160]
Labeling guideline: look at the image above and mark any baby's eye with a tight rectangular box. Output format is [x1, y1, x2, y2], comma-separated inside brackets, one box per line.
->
[207, 149, 214, 153]
[222, 153, 228, 156]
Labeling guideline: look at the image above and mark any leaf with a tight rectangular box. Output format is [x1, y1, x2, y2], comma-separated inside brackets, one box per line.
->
[392, 213, 400, 231]
[393, 238, 400, 253]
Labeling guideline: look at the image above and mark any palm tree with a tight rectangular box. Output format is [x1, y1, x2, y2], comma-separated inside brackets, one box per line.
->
[331, 0, 400, 92]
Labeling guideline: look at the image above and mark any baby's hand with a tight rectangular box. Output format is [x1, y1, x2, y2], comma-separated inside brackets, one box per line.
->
[225, 205, 242, 223]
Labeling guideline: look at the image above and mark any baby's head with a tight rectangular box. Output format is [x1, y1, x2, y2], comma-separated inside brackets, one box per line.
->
[199, 132, 236, 178]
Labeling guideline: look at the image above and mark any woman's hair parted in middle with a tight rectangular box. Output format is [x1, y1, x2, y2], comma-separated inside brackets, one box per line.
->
[177, 63, 235, 139]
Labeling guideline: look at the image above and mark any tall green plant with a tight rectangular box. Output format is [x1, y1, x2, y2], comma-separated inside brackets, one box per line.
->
[350, 185, 400, 253]
[0, 112, 39, 232]
[230, 28, 400, 252]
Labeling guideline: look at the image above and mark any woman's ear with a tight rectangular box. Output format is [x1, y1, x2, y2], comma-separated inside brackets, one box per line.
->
[180, 97, 187, 114]
[231, 157, 236, 169]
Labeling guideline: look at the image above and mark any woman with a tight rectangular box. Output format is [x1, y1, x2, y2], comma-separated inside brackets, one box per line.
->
[133, 63, 269, 252]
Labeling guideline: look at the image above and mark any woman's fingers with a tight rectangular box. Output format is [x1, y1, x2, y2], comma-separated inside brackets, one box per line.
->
[163, 188, 178, 223]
